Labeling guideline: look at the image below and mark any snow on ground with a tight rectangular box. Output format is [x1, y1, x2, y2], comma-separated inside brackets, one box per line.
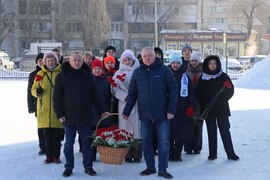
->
[1, 58, 270, 179]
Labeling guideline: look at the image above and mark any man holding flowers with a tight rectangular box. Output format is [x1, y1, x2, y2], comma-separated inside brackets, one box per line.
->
[195, 55, 239, 161]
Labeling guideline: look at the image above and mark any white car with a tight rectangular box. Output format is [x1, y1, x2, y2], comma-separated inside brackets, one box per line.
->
[220, 58, 245, 79]
[0, 51, 14, 70]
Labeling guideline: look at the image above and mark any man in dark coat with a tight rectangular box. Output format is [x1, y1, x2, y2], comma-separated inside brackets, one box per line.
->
[53, 51, 109, 177]
[123, 47, 177, 179]
[27, 53, 45, 155]
[196, 55, 239, 161]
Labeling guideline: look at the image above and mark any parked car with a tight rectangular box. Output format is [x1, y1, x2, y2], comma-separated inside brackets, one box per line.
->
[0, 51, 14, 70]
[220, 58, 245, 79]
[238, 56, 252, 69]
[250, 55, 268, 67]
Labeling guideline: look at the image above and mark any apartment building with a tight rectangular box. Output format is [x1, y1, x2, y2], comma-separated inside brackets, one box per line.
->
[1, 0, 266, 58]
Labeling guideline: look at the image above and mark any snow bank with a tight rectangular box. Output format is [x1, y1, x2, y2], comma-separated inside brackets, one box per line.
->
[235, 56, 270, 90]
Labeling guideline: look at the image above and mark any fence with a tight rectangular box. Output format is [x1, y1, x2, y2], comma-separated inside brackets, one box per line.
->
[1, 47, 254, 79]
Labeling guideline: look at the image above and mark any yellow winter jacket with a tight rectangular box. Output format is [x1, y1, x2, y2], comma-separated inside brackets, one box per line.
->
[31, 64, 63, 129]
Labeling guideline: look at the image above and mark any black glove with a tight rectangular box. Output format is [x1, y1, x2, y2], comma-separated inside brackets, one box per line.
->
[36, 87, 43, 96]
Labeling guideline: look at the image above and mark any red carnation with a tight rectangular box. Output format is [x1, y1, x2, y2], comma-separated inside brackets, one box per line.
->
[224, 80, 232, 89]
[107, 76, 117, 87]
[186, 107, 196, 117]
[35, 74, 43, 82]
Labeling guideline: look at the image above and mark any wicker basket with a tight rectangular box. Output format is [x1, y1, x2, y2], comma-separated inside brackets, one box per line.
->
[97, 146, 129, 164]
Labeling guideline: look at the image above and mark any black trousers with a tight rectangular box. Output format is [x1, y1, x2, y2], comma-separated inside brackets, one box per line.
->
[125, 140, 142, 160]
[169, 139, 183, 160]
[38, 128, 45, 152]
[43, 128, 64, 158]
[205, 116, 236, 157]
[185, 120, 203, 152]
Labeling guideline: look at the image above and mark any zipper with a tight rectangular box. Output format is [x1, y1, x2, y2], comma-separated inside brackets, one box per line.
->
[147, 68, 153, 120]
[49, 71, 52, 128]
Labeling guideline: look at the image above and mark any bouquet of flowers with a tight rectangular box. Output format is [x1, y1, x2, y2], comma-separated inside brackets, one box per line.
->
[200, 80, 233, 120]
[91, 126, 135, 148]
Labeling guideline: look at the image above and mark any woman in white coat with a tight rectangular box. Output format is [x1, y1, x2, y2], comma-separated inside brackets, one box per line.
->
[112, 49, 142, 162]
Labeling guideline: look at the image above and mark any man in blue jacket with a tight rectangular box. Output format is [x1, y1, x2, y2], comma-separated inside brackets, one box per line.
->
[123, 47, 177, 179]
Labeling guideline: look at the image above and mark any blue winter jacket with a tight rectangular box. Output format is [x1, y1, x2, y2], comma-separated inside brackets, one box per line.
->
[123, 59, 178, 122]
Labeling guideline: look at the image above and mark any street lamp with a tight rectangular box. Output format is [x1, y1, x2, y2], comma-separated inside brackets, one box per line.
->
[154, 0, 158, 47]
[223, 32, 228, 73]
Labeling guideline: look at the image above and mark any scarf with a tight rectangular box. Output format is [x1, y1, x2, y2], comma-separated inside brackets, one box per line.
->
[202, 70, 223, 80]
[180, 73, 188, 97]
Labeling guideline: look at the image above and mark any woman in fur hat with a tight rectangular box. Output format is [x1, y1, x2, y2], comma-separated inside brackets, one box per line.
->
[31, 51, 64, 164]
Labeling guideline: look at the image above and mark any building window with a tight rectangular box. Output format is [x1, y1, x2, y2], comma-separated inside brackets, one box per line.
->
[111, 24, 114, 31]
[211, 18, 225, 24]
[132, 5, 143, 14]
[211, 6, 225, 12]
[129, 23, 154, 33]
[19, 0, 26, 14]
[32, 21, 51, 32]
[120, 24, 123, 31]
[111, 23, 124, 32]
[66, 22, 82, 32]
[174, 7, 179, 14]
[19, 21, 27, 30]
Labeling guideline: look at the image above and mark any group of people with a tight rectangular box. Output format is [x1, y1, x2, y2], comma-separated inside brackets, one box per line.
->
[27, 45, 239, 179]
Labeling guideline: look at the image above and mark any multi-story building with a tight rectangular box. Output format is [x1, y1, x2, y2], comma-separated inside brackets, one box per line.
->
[1, 0, 267, 58]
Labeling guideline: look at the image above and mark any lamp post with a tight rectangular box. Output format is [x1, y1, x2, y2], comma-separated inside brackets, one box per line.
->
[154, 0, 158, 47]
[223, 32, 228, 74]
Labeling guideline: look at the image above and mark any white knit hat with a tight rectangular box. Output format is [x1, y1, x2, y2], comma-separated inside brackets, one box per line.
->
[120, 49, 136, 63]
[190, 52, 202, 62]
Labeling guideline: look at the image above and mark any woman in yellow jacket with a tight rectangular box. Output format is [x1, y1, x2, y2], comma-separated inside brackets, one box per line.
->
[32, 51, 64, 164]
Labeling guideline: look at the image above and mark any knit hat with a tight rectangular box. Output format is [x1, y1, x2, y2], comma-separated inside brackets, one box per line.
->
[105, 45, 116, 53]
[169, 53, 182, 65]
[91, 59, 104, 70]
[35, 53, 44, 64]
[43, 51, 58, 64]
[120, 49, 136, 63]
[103, 56, 116, 65]
[190, 52, 202, 62]
[182, 44, 193, 54]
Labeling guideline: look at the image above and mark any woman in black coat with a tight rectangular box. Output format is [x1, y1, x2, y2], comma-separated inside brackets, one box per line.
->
[168, 54, 196, 162]
[196, 55, 239, 161]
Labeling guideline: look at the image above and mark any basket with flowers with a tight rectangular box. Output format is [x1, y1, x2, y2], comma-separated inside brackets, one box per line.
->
[91, 114, 137, 164]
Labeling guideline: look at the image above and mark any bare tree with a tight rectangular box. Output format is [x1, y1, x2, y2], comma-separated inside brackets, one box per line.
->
[231, 0, 265, 40]
[0, 0, 15, 50]
[19, 0, 40, 49]
[51, 0, 69, 43]
[78, 0, 110, 51]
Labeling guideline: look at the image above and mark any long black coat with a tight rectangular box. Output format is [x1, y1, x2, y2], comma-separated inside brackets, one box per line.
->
[53, 62, 105, 127]
[169, 66, 195, 141]
[92, 74, 112, 127]
[27, 66, 41, 114]
[195, 57, 234, 118]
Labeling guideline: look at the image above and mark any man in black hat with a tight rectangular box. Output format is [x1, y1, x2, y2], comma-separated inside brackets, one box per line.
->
[27, 53, 45, 155]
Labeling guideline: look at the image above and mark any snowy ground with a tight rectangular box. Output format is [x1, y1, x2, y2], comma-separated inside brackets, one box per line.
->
[1, 59, 270, 179]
